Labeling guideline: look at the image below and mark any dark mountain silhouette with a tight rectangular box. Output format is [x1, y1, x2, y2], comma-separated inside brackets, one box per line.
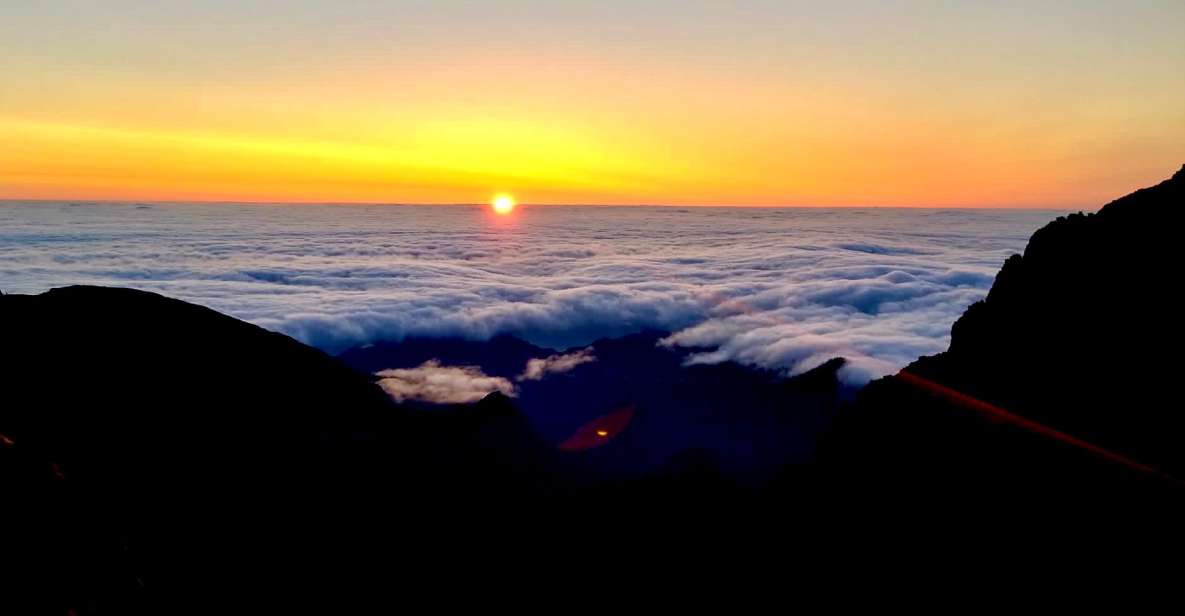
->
[819, 165, 1185, 506]
[0, 286, 561, 611]
[2, 285, 394, 464]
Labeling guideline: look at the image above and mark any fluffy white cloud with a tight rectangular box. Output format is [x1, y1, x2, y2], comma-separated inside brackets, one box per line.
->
[518, 348, 596, 381]
[1, 202, 1062, 383]
[376, 360, 515, 404]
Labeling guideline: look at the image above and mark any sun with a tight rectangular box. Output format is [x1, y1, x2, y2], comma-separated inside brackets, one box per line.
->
[491, 194, 516, 215]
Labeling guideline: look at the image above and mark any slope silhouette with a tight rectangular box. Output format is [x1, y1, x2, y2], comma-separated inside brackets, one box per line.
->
[0, 286, 556, 611]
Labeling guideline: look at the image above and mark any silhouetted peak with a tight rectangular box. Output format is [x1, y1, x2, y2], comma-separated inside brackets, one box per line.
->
[465, 390, 529, 423]
[804, 357, 846, 377]
[477, 390, 514, 408]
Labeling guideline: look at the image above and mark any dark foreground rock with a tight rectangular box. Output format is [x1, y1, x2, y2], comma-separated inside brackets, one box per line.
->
[1, 286, 841, 610]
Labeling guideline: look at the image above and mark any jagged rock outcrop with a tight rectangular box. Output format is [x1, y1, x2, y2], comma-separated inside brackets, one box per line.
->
[820, 165, 1185, 503]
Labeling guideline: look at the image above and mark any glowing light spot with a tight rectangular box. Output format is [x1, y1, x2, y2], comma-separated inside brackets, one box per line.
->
[558, 406, 635, 452]
[492, 194, 516, 215]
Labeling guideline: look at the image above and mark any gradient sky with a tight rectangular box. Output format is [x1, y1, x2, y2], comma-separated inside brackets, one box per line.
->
[2, 1, 1183, 206]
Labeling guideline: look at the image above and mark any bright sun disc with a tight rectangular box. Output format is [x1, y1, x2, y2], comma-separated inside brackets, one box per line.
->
[492, 194, 516, 215]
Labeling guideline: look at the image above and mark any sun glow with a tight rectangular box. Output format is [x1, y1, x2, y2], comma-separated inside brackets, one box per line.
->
[492, 194, 516, 215]
[2, 4, 1181, 206]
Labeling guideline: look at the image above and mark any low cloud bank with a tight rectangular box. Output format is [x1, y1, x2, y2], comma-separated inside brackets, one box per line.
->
[518, 348, 596, 381]
[376, 360, 515, 404]
[375, 348, 595, 404]
[3, 203, 1057, 384]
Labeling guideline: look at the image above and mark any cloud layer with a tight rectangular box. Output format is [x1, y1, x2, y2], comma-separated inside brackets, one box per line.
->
[1, 202, 1061, 382]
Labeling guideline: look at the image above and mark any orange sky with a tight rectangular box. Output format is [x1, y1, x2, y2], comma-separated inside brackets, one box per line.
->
[2, 2, 1183, 206]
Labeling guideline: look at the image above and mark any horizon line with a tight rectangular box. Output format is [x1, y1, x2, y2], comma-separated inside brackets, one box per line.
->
[0, 197, 1089, 211]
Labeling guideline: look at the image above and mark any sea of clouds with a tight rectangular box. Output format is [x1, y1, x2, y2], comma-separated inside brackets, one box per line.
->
[0, 201, 1066, 383]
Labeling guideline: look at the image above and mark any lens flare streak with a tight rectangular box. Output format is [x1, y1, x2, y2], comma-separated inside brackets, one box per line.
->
[897, 370, 1183, 486]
